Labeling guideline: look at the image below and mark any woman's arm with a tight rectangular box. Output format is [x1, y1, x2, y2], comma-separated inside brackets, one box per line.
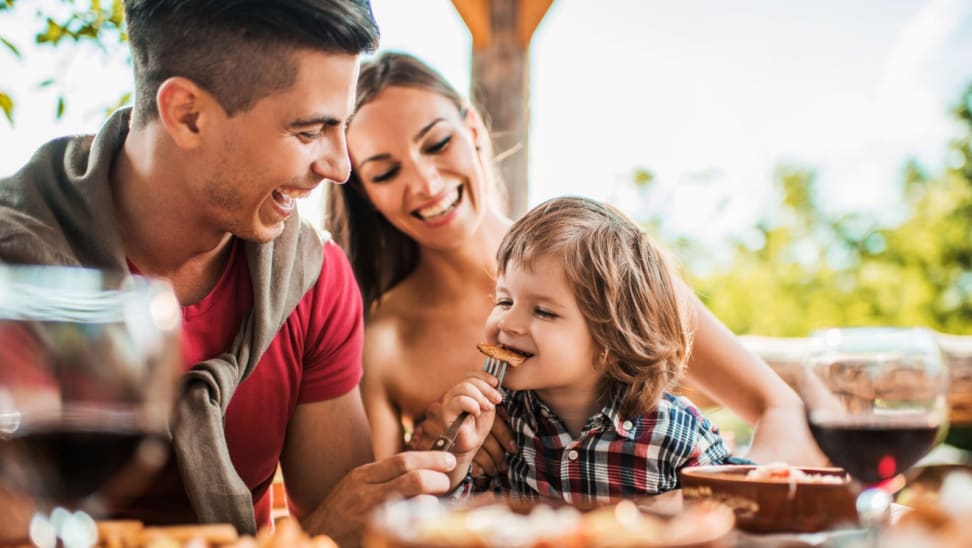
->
[361, 325, 406, 459]
[679, 281, 827, 466]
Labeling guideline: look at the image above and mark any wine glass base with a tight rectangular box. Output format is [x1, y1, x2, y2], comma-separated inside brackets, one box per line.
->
[856, 488, 891, 548]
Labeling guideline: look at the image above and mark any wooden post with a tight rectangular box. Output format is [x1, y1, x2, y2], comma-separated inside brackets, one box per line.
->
[451, 0, 554, 218]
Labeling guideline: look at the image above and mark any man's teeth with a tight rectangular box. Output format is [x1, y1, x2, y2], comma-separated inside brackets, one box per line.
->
[416, 188, 461, 220]
[273, 188, 310, 208]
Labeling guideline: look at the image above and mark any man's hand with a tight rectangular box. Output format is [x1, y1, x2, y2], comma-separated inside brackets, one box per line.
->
[300, 451, 457, 547]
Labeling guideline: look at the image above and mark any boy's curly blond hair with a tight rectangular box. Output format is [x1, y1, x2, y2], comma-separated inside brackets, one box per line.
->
[497, 196, 693, 416]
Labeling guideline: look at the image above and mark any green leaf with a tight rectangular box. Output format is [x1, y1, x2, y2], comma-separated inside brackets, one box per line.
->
[0, 91, 13, 124]
[109, 0, 124, 26]
[0, 37, 20, 57]
[77, 23, 96, 39]
[633, 168, 655, 188]
[37, 78, 54, 88]
[55, 96, 65, 119]
[105, 91, 131, 117]
[36, 19, 67, 45]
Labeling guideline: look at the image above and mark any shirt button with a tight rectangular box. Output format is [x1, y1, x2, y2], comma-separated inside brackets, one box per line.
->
[622, 420, 634, 431]
[567, 450, 579, 461]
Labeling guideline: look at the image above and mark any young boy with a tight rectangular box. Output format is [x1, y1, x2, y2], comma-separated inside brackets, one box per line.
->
[438, 196, 744, 503]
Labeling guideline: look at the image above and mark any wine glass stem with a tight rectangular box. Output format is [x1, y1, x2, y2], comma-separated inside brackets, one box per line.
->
[856, 487, 890, 547]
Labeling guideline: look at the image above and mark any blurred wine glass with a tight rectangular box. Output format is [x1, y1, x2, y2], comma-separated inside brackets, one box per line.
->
[0, 265, 181, 526]
[797, 327, 949, 533]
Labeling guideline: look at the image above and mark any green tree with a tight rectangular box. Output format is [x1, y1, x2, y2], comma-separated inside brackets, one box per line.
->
[0, 0, 128, 124]
[643, 86, 972, 336]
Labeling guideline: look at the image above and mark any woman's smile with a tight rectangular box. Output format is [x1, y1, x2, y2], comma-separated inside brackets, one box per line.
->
[412, 185, 463, 221]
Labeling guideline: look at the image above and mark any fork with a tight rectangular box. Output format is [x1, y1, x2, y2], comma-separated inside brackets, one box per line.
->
[432, 356, 507, 452]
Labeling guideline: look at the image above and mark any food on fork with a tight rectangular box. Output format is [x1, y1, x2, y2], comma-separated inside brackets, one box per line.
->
[476, 343, 530, 367]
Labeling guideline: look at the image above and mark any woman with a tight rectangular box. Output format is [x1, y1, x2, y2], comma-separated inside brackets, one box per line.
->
[326, 51, 825, 470]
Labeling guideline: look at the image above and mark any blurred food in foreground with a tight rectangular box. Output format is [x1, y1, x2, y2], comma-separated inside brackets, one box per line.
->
[365, 496, 733, 547]
[884, 471, 972, 547]
[94, 517, 335, 548]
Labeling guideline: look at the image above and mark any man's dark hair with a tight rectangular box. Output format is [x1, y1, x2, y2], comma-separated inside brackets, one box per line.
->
[124, 0, 380, 127]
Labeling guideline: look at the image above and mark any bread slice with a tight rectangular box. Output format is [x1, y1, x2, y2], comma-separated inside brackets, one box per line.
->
[476, 343, 529, 367]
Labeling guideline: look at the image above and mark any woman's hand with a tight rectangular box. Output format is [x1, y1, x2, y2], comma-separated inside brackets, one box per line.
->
[746, 403, 829, 466]
[471, 417, 516, 478]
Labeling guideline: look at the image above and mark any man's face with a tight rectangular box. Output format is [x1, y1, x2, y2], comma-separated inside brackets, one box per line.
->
[192, 49, 359, 243]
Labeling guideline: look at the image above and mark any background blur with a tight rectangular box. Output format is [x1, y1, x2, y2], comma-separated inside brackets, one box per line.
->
[2, 0, 971, 337]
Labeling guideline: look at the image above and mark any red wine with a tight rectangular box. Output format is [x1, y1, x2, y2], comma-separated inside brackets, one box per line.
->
[808, 419, 939, 485]
[0, 422, 165, 509]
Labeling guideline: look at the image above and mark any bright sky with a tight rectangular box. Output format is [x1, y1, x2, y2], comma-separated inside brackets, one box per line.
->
[2, 0, 970, 243]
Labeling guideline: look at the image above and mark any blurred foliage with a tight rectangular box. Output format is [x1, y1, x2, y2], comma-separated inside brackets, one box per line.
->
[0, 0, 128, 124]
[641, 86, 972, 337]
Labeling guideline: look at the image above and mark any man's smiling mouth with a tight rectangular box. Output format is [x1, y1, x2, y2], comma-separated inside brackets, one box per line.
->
[272, 187, 311, 210]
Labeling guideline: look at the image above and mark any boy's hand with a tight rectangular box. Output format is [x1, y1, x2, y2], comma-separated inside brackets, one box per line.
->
[472, 416, 517, 478]
[439, 371, 503, 487]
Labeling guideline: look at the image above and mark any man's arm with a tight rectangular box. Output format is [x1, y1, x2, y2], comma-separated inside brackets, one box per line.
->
[280, 388, 373, 520]
[280, 386, 457, 547]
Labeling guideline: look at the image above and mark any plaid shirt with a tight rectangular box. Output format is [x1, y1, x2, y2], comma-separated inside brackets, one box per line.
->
[466, 387, 737, 504]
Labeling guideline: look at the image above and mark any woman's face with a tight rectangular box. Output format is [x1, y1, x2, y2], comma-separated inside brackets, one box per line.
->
[346, 86, 490, 251]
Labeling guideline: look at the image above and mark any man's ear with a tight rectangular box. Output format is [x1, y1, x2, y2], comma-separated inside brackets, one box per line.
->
[156, 77, 219, 149]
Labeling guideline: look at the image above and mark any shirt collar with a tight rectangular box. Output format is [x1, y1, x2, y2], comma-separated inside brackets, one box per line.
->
[599, 384, 640, 440]
[513, 385, 642, 440]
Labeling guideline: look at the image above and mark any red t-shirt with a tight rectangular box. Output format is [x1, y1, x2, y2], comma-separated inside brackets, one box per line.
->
[124, 239, 363, 527]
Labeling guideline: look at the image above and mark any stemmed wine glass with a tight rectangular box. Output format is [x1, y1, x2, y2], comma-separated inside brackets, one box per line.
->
[0, 265, 181, 545]
[796, 327, 949, 534]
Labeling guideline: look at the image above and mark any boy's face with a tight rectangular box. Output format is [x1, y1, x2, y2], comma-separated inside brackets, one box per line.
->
[190, 49, 359, 243]
[485, 256, 601, 399]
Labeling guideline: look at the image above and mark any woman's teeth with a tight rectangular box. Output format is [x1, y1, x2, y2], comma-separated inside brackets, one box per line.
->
[415, 187, 462, 220]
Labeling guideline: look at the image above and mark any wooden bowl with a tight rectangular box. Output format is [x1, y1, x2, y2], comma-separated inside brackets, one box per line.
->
[681, 465, 857, 533]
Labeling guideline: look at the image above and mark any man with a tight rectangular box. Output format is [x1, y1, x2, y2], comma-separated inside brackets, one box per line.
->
[0, 1, 456, 545]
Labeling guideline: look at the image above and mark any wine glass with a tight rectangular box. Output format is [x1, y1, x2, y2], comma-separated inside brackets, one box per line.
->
[0, 265, 181, 543]
[797, 327, 949, 534]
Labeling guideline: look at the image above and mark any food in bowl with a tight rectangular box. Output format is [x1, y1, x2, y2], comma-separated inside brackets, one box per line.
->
[682, 464, 857, 533]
